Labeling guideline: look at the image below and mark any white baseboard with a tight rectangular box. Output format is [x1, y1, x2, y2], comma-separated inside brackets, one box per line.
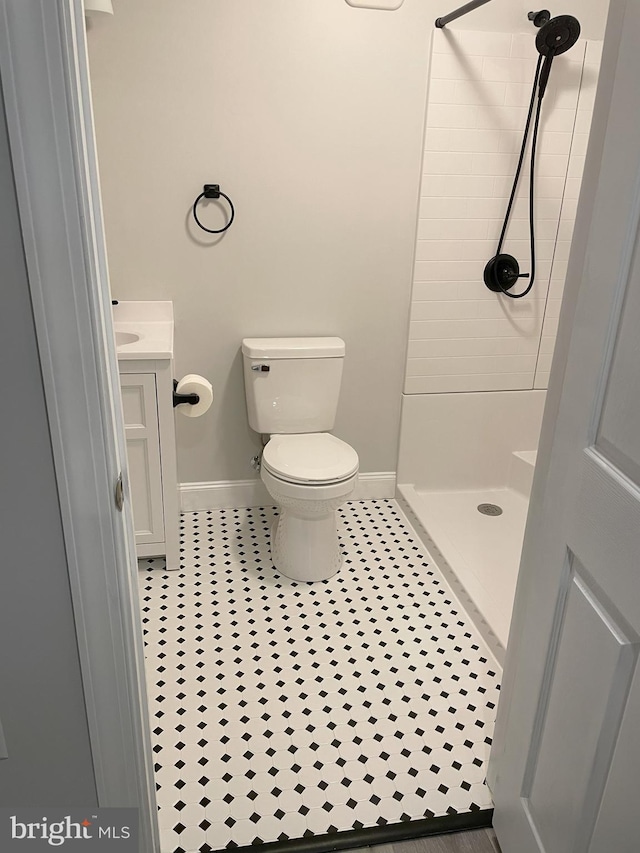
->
[179, 472, 397, 511]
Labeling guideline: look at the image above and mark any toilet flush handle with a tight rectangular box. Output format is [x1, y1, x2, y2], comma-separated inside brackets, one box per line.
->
[251, 364, 270, 373]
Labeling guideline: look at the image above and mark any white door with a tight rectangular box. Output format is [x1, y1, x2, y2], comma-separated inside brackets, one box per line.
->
[490, 2, 640, 851]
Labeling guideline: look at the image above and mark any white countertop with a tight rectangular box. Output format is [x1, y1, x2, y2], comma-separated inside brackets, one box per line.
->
[112, 301, 174, 361]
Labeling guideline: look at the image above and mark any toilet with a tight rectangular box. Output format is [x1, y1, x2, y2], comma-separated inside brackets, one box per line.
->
[242, 337, 359, 582]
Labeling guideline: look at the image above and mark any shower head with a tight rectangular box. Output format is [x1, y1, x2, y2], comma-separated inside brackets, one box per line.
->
[535, 14, 581, 100]
[535, 14, 581, 57]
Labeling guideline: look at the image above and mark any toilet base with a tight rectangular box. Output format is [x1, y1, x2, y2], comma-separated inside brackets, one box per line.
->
[271, 510, 343, 582]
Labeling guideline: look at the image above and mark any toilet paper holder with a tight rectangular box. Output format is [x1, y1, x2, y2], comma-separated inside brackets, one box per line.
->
[173, 379, 199, 408]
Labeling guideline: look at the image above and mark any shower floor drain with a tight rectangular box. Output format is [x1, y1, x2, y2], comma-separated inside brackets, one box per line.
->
[477, 503, 503, 516]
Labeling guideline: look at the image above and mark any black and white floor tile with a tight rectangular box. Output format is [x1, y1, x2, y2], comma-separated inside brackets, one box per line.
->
[138, 501, 500, 853]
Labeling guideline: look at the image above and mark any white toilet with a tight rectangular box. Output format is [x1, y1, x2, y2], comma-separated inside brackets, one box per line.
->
[242, 337, 359, 582]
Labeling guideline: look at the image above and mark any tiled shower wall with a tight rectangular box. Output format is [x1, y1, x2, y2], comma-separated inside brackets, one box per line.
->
[405, 30, 602, 394]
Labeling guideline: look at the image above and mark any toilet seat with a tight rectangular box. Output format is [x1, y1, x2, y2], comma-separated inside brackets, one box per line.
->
[262, 433, 359, 485]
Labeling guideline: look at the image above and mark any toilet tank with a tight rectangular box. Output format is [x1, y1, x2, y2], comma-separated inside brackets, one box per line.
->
[242, 337, 346, 434]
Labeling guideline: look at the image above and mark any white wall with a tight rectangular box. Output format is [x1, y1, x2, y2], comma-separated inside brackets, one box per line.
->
[87, 0, 433, 484]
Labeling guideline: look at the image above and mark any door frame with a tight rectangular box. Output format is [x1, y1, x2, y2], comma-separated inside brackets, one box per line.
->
[0, 1, 158, 851]
[0, 0, 629, 852]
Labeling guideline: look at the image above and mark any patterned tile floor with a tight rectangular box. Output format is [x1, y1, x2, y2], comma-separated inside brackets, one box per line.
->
[138, 501, 500, 853]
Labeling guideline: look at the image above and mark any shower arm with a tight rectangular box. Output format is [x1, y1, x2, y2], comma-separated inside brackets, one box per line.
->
[435, 0, 492, 29]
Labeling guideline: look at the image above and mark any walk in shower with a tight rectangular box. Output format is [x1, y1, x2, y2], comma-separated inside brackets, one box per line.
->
[397, 3, 608, 661]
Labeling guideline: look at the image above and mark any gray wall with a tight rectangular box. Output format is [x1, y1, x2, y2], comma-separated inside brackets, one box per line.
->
[0, 84, 97, 805]
[87, 0, 433, 484]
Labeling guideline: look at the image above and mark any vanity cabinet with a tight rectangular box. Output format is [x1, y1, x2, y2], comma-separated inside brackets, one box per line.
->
[118, 358, 179, 571]
[120, 373, 165, 546]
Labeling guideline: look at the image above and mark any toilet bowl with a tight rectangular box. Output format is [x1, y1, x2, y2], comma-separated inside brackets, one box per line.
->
[242, 336, 359, 581]
[261, 433, 359, 582]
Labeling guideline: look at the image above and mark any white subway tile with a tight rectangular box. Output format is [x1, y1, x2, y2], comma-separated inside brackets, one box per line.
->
[410, 297, 546, 321]
[411, 282, 459, 301]
[495, 237, 555, 261]
[407, 335, 539, 358]
[574, 108, 594, 135]
[456, 280, 499, 300]
[498, 129, 526, 154]
[420, 174, 496, 198]
[547, 277, 568, 300]
[567, 153, 586, 179]
[475, 105, 528, 131]
[413, 260, 482, 281]
[558, 216, 576, 240]
[407, 354, 536, 377]
[428, 78, 458, 104]
[430, 52, 483, 81]
[471, 152, 519, 176]
[482, 56, 536, 84]
[538, 335, 557, 355]
[541, 108, 576, 133]
[452, 31, 513, 57]
[559, 197, 579, 222]
[585, 40, 604, 66]
[492, 217, 559, 241]
[423, 151, 473, 176]
[409, 27, 596, 396]
[538, 131, 573, 156]
[563, 176, 583, 199]
[404, 373, 533, 393]
[553, 239, 573, 261]
[541, 315, 559, 337]
[427, 103, 478, 128]
[532, 176, 566, 198]
[414, 240, 467, 261]
[409, 317, 540, 340]
[456, 238, 501, 260]
[504, 81, 536, 107]
[432, 31, 451, 54]
[533, 371, 551, 389]
[535, 352, 554, 374]
[545, 83, 580, 112]
[417, 197, 464, 219]
[424, 127, 452, 152]
[459, 197, 512, 219]
[536, 153, 571, 178]
[415, 237, 495, 262]
[510, 33, 538, 60]
[452, 79, 507, 106]
[448, 128, 503, 153]
[542, 297, 563, 319]
[569, 131, 589, 157]
[416, 218, 488, 240]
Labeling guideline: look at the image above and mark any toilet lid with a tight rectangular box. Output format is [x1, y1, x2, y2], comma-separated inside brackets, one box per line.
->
[262, 434, 359, 484]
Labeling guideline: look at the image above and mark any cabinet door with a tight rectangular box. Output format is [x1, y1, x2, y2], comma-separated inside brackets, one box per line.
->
[120, 373, 164, 545]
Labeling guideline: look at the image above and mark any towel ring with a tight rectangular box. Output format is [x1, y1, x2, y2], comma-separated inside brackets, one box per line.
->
[192, 184, 235, 234]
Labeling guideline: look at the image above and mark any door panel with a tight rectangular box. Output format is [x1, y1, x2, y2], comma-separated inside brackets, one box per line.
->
[524, 560, 638, 853]
[597, 232, 640, 480]
[120, 373, 164, 544]
[491, 2, 640, 851]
